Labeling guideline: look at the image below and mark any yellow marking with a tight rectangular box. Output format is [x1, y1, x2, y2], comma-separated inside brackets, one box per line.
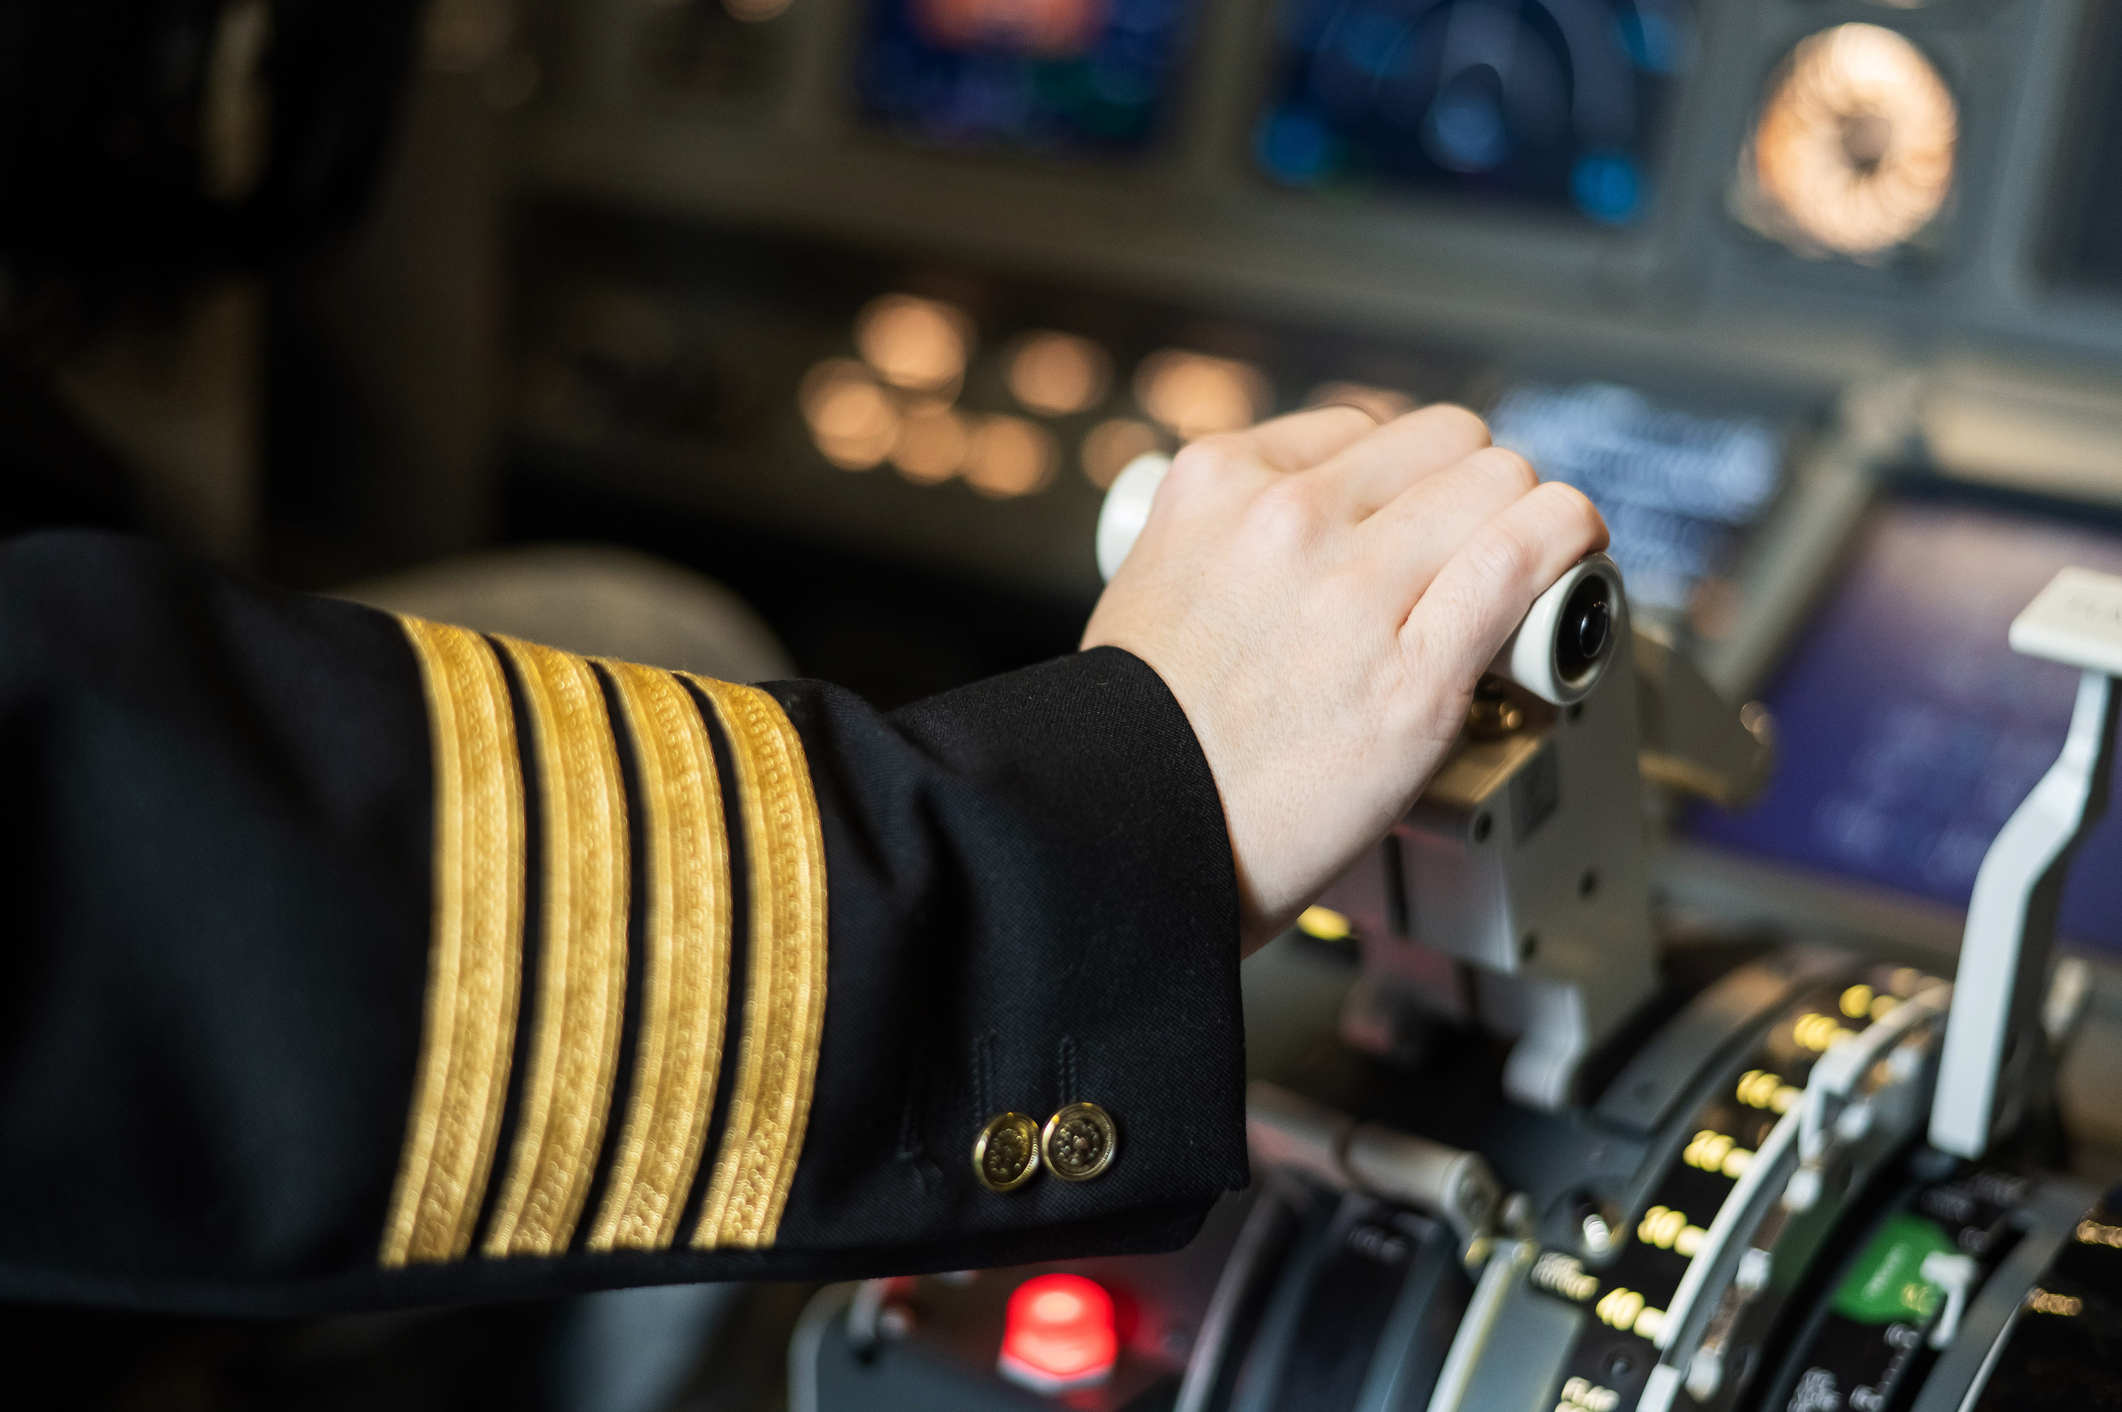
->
[1684, 1129, 1757, 1177]
[1637, 1204, 1709, 1257]
[380, 618, 527, 1266]
[482, 638, 631, 1257]
[588, 661, 735, 1252]
[1686, 1129, 1731, 1170]
[685, 678, 829, 1251]
[1639, 1205, 1686, 1249]
[1736, 1069, 1794, 1109]
[1558, 1377, 1622, 1412]
[2078, 1219, 2122, 1249]
[1595, 1286, 1646, 1331]
[2028, 1288, 2084, 1316]
[1794, 1012, 1858, 1052]
[1297, 905, 1352, 942]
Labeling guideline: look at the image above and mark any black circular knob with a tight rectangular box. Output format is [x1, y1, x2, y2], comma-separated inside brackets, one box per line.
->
[1557, 575, 1614, 684]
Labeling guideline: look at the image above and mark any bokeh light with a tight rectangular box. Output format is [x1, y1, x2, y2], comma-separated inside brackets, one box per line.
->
[1749, 24, 1957, 258]
[1007, 331, 1112, 417]
[892, 403, 972, 484]
[856, 294, 971, 394]
[911, 0, 1104, 56]
[1134, 350, 1271, 440]
[963, 416, 1058, 497]
[800, 358, 900, 470]
[1305, 381, 1415, 423]
[1081, 417, 1162, 488]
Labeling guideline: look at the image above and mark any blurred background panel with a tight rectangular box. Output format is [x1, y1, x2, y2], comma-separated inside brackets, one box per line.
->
[10, 0, 2122, 1405]
[495, 0, 2122, 705]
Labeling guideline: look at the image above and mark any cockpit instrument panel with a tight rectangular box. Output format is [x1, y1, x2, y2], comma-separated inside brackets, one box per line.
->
[857, 0, 1195, 151]
[1253, 0, 1695, 224]
[1690, 492, 2122, 956]
[1734, 23, 1958, 262]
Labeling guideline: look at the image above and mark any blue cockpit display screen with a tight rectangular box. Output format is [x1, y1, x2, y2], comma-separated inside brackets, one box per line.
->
[1253, 0, 1694, 224]
[1490, 382, 1783, 612]
[1689, 495, 2122, 955]
[857, 0, 1193, 152]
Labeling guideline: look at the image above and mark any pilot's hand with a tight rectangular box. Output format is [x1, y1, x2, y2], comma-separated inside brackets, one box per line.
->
[1081, 404, 1608, 956]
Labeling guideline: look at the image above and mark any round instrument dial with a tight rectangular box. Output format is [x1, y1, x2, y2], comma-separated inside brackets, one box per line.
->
[1747, 23, 1957, 258]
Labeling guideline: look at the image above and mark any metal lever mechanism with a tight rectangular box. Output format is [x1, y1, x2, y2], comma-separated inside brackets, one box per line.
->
[1245, 1081, 1504, 1265]
[1931, 567, 2122, 1158]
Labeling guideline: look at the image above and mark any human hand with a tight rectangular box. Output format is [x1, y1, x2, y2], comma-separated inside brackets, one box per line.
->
[1081, 404, 1608, 956]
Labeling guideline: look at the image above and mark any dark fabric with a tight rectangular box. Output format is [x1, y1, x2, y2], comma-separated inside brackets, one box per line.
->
[765, 651, 1252, 1252]
[0, 531, 1247, 1313]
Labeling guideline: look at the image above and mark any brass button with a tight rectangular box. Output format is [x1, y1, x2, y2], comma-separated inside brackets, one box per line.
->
[974, 1112, 1041, 1192]
[1042, 1102, 1118, 1183]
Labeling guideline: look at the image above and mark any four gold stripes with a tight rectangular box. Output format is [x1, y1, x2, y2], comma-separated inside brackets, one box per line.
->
[379, 617, 826, 1266]
[381, 620, 527, 1267]
[684, 679, 830, 1251]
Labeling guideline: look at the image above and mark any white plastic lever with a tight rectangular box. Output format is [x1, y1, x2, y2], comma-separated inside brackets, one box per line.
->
[1930, 567, 2122, 1159]
[1921, 1251, 1978, 1349]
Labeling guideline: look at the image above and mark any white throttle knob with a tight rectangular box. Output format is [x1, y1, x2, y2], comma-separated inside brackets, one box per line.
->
[1488, 553, 1625, 706]
[1093, 453, 1623, 705]
[1095, 453, 1171, 582]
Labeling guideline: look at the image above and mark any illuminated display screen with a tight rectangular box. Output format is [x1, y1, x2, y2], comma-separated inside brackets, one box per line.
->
[1489, 382, 1782, 611]
[856, 0, 1193, 151]
[1690, 496, 2122, 955]
[1254, 0, 1695, 224]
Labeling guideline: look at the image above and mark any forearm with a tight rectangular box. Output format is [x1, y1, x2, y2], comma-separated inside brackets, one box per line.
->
[0, 531, 1247, 1313]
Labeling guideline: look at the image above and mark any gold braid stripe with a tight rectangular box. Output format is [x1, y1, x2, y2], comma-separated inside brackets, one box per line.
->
[381, 619, 526, 1267]
[483, 638, 632, 1258]
[684, 678, 828, 1250]
[586, 661, 735, 1252]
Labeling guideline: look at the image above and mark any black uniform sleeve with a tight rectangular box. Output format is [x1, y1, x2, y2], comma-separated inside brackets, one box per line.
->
[0, 531, 1248, 1314]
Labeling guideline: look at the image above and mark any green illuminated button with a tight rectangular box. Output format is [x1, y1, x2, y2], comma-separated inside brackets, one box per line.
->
[1832, 1213, 1960, 1325]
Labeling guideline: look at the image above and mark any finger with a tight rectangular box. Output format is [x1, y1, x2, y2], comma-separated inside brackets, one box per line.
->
[1308, 403, 1494, 518]
[1400, 482, 1610, 691]
[1359, 445, 1540, 602]
[1224, 403, 1379, 473]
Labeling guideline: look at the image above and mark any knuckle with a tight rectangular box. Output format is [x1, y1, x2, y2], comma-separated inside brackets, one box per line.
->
[1167, 438, 1236, 487]
[1258, 472, 1318, 521]
[1471, 445, 1538, 495]
[1246, 475, 1322, 549]
[1419, 402, 1493, 450]
[1466, 520, 1537, 589]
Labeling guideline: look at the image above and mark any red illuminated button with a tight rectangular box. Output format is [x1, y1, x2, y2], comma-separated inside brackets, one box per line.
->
[997, 1273, 1118, 1394]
